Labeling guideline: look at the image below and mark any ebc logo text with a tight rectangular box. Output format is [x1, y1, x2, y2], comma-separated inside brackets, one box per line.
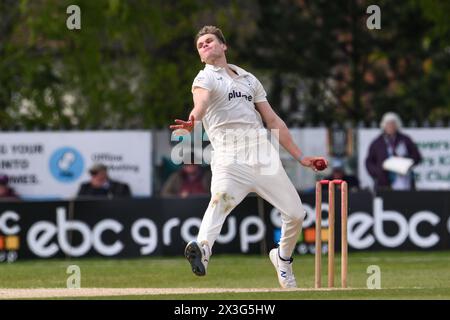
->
[49, 147, 84, 183]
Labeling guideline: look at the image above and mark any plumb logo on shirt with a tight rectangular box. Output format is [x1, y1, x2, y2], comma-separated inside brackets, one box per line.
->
[228, 90, 253, 102]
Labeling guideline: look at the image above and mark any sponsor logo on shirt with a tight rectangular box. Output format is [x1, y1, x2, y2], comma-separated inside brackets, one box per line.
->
[228, 90, 253, 102]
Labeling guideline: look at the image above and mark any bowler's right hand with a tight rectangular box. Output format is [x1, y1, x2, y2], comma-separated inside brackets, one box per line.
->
[169, 115, 195, 133]
[299, 156, 329, 172]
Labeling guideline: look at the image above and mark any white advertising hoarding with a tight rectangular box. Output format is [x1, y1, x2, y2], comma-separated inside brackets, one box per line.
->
[358, 128, 450, 190]
[0, 131, 152, 199]
[281, 128, 329, 191]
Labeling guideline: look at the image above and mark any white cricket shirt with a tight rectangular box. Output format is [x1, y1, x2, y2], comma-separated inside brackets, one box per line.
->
[192, 64, 268, 153]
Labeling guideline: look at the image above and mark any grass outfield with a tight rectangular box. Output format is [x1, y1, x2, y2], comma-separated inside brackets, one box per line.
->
[0, 251, 449, 299]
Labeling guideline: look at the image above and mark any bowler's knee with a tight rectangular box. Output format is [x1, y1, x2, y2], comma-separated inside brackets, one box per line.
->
[209, 191, 236, 214]
[286, 204, 306, 222]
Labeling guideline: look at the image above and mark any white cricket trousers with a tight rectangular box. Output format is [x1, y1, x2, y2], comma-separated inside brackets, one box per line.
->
[197, 140, 305, 259]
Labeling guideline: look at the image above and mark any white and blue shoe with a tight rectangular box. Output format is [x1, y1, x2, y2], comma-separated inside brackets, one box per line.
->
[185, 240, 211, 276]
[269, 248, 297, 288]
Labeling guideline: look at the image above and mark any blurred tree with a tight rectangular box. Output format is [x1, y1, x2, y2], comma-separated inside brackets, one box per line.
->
[415, 0, 450, 45]
[364, 0, 450, 124]
[0, 0, 448, 129]
[240, 0, 450, 125]
[0, 0, 255, 129]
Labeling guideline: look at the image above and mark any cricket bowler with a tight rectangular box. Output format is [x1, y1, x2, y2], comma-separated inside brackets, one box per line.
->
[170, 26, 328, 288]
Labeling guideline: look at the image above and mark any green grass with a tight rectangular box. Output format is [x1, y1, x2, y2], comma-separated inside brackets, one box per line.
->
[62, 288, 450, 300]
[1, 251, 450, 299]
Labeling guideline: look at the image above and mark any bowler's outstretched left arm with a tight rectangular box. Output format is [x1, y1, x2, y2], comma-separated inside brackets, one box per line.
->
[255, 101, 328, 170]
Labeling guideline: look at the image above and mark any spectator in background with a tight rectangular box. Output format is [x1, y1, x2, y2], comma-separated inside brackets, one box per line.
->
[0, 174, 19, 200]
[77, 163, 131, 198]
[365, 112, 422, 191]
[161, 153, 211, 198]
[325, 159, 360, 191]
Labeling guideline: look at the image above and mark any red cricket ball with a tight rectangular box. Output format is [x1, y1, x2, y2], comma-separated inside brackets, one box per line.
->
[313, 159, 327, 171]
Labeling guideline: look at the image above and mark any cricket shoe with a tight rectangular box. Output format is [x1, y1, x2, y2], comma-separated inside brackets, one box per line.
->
[184, 240, 211, 276]
[269, 248, 297, 288]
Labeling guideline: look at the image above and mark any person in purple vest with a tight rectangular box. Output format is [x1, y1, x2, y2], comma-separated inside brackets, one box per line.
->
[365, 112, 422, 191]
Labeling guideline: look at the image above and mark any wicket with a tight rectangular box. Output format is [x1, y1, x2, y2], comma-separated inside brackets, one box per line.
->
[315, 179, 348, 288]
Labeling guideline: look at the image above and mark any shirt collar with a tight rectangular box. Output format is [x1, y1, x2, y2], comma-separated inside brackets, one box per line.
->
[205, 64, 222, 72]
[204, 63, 248, 76]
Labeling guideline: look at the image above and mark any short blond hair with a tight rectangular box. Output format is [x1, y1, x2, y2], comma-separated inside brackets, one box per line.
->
[195, 25, 226, 46]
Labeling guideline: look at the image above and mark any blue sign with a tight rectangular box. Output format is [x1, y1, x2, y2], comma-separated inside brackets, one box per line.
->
[49, 147, 84, 183]
[273, 228, 281, 245]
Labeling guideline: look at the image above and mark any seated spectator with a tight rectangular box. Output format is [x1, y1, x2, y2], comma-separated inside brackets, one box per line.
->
[325, 159, 360, 191]
[77, 163, 131, 198]
[0, 174, 19, 200]
[161, 153, 211, 198]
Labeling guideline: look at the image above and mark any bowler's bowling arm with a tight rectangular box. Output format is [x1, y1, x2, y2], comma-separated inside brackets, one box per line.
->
[255, 101, 304, 161]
